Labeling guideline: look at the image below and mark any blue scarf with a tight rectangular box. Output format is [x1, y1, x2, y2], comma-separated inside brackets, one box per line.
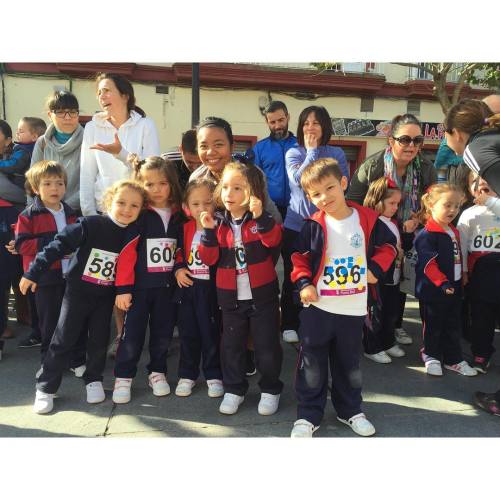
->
[54, 129, 73, 144]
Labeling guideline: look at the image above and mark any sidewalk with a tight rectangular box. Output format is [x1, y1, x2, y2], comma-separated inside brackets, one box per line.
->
[1, 296, 499, 437]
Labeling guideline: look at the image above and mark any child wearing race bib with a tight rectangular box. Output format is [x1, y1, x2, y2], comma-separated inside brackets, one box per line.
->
[457, 174, 500, 374]
[414, 183, 477, 377]
[173, 178, 223, 398]
[290, 159, 397, 438]
[112, 156, 184, 404]
[199, 161, 283, 416]
[19, 180, 147, 414]
[15, 161, 86, 374]
[362, 177, 417, 363]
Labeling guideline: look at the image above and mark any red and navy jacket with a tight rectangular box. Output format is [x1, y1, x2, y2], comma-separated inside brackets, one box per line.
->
[15, 196, 78, 287]
[115, 206, 185, 294]
[290, 201, 397, 293]
[199, 209, 282, 310]
[414, 217, 462, 301]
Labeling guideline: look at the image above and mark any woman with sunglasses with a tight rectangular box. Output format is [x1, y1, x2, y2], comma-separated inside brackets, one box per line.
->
[347, 114, 436, 345]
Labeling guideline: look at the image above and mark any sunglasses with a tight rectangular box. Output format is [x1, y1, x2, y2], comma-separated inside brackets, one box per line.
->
[392, 135, 425, 146]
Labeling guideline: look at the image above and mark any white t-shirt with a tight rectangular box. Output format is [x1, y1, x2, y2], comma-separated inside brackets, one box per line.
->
[187, 230, 210, 280]
[379, 215, 401, 285]
[47, 204, 69, 275]
[230, 220, 252, 300]
[151, 207, 171, 232]
[446, 228, 462, 281]
[313, 209, 368, 317]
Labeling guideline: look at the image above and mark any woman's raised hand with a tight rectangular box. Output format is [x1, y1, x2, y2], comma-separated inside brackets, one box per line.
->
[304, 133, 319, 150]
[90, 133, 122, 155]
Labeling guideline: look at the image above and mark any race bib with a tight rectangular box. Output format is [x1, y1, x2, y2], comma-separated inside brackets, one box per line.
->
[469, 228, 500, 252]
[187, 242, 209, 280]
[147, 238, 177, 273]
[319, 255, 367, 296]
[235, 241, 248, 276]
[82, 248, 118, 286]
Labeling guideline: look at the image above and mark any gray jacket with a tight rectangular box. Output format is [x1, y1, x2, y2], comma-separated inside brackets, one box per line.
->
[31, 124, 84, 211]
[346, 149, 437, 206]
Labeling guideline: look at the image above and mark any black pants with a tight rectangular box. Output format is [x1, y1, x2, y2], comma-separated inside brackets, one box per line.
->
[421, 296, 463, 365]
[470, 300, 500, 359]
[36, 287, 115, 394]
[296, 305, 365, 426]
[35, 283, 87, 367]
[363, 284, 400, 354]
[221, 299, 283, 396]
[280, 227, 302, 332]
[177, 279, 222, 381]
[395, 291, 406, 329]
[114, 287, 176, 378]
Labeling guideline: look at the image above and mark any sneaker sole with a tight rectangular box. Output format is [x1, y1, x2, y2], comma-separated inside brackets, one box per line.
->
[112, 394, 131, 404]
[87, 396, 106, 404]
[208, 390, 224, 398]
[363, 353, 392, 364]
[175, 390, 192, 397]
[149, 386, 171, 397]
[444, 366, 478, 376]
[219, 398, 244, 415]
[473, 367, 488, 374]
[395, 338, 413, 345]
[18, 344, 42, 348]
[337, 417, 375, 437]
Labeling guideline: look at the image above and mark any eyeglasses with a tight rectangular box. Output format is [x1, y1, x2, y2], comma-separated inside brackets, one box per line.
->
[392, 135, 425, 146]
[52, 110, 79, 118]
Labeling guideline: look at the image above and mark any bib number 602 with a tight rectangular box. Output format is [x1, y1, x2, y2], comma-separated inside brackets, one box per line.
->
[149, 246, 173, 264]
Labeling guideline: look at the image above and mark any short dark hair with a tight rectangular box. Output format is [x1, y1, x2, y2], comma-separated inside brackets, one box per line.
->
[45, 90, 79, 111]
[181, 129, 198, 154]
[265, 100, 288, 116]
[0, 119, 12, 140]
[296, 106, 332, 147]
[21, 117, 47, 138]
[196, 116, 233, 145]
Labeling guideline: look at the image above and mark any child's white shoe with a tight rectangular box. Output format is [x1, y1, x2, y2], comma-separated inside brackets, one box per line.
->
[385, 345, 405, 357]
[425, 359, 443, 376]
[86, 381, 105, 403]
[219, 393, 244, 415]
[395, 327, 413, 345]
[113, 378, 132, 404]
[291, 419, 319, 438]
[33, 390, 54, 414]
[70, 365, 86, 378]
[258, 393, 280, 415]
[148, 372, 170, 396]
[207, 379, 224, 398]
[444, 360, 478, 377]
[175, 378, 196, 397]
[364, 351, 391, 363]
[337, 413, 376, 437]
[282, 329, 299, 343]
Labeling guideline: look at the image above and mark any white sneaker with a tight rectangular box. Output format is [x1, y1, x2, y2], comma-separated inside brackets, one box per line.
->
[86, 381, 106, 403]
[395, 327, 413, 345]
[35, 366, 43, 379]
[207, 379, 224, 398]
[175, 378, 196, 397]
[70, 365, 86, 378]
[385, 345, 405, 358]
[425, 360, 443, 376]
[364, 351, 392, 364]
[112, 378, 132, 404]
[258, 393, 280, 416]
[33, 390, 54, 414]
[337, 413, 376, 437]
[290, 419, 319, 438]
[148, 372, 170, 396]
[219, 393, 244, 415]
[444, 360, 478, 377]
[282, 329, 299, 343]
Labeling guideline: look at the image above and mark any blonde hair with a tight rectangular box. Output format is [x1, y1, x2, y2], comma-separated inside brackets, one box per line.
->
[300, 158, 343, 194]
[416, 183, 463, 225]
[25, 160, 67, 197]
[363, 177, 401, 215]
[100, 179, 148, 213]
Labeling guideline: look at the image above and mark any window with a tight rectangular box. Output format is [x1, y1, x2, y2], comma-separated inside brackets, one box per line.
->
[232, 135, 257, 153]
[407, 99, 421, 116]
[408, 64, 432, 80]
[360, 96, 374, 113]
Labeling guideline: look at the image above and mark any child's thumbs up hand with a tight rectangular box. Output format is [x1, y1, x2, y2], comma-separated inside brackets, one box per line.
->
[249, 195, 263, 219]
[200, 211, 215, 229]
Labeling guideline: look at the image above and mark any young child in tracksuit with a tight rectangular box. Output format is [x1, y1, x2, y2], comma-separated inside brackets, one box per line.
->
[362, 177, 416, 363]
[15, 161, 87, 375]
[199, 161, 283, 416]
[290, 158, 397, 438]
[457, 174, 500, 374]
[20, 179, 147, 414]
[414, 183, 477, 377]
[112, 156, 185, 404]
[173, 178, 223, 398]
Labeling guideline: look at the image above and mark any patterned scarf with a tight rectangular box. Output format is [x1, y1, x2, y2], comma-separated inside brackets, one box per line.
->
[383, 146, 421, 224]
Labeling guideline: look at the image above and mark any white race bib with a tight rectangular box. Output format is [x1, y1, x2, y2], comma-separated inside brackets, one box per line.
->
[146, 237, 177, 273]
[187, 240, 209, 280]
[318, 254, 367, 297]
[469, 228, 500, 253]
[82, 248, 118, 286]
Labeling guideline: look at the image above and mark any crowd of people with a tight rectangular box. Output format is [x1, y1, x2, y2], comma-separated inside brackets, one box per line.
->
[1, 71, 499, 437]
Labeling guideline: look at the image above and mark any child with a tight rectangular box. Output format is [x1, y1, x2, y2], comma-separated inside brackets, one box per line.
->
[19, 179, 147, 414]
[457, 174, 500, 373]
[414, 183, 477, 377]
[15, 161, 86, 375]
[199, 161, 283, 416]
[112, 156, 184, 404]
[362, 177, 417, 363]
[290, 158, 397, 438]
[173, 178, 223, 398]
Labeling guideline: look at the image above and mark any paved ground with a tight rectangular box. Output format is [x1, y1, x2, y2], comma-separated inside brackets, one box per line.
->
[1, 294, 500, 438]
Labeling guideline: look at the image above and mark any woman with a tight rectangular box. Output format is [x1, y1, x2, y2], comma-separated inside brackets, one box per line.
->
[281, 105, 348, 342]
[347, 114, 437, 345]
[80, 73, 160, 216]
[31, 90, 84, 212]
